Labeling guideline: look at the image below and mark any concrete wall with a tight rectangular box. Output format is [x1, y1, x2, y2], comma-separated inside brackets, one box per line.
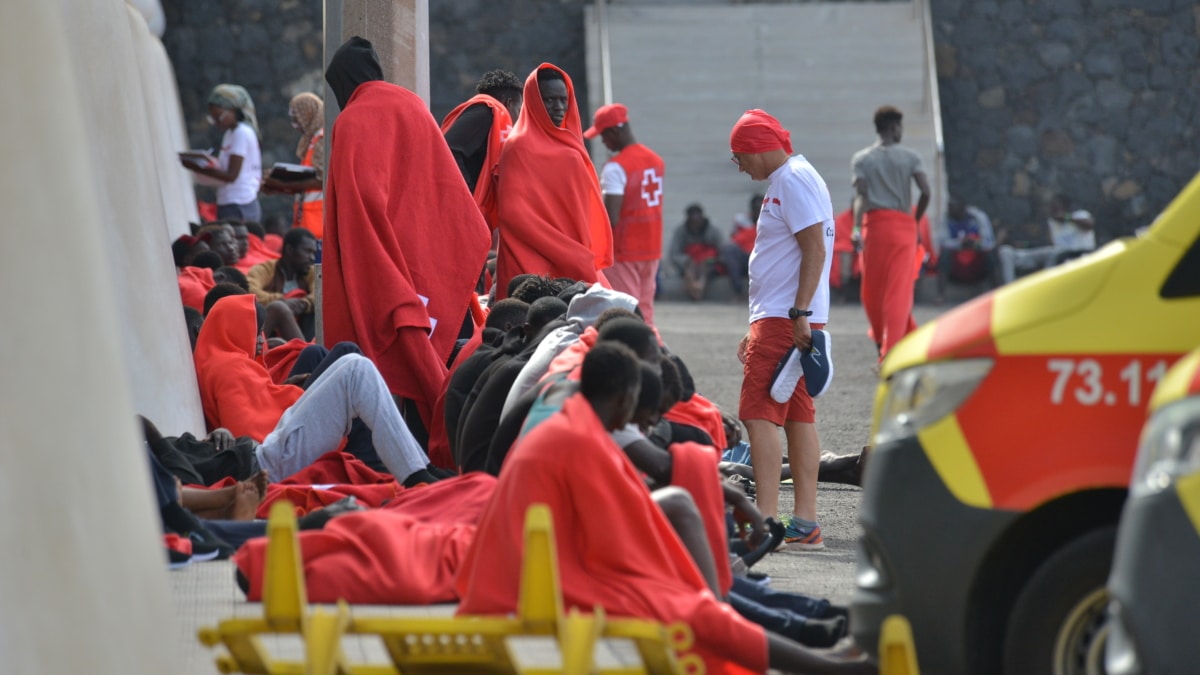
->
[0, 2, 179, 671]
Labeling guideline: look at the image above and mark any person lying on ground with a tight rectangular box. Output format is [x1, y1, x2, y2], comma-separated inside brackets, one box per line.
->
[193, 294, 439, 486]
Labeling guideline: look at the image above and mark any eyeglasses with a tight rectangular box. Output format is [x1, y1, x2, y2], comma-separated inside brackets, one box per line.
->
[730, 155, 742, 166]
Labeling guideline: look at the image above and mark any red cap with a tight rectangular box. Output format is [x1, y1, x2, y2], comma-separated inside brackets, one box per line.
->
[583, 103, 629, 139]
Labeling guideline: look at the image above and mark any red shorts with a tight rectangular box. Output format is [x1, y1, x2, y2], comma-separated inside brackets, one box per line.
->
[738, 317, 825, 426]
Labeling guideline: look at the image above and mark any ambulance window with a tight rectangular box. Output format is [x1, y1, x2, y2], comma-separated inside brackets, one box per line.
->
[1161, 237, 1200, 298]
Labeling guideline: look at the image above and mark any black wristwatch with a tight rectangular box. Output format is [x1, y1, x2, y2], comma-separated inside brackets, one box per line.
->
[788, 307, 813, 319]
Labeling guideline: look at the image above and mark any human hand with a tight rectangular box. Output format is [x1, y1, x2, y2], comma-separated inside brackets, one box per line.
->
[283, 373, 310, 387]
[207, 428, 235, 452]
[792, 316, 813, 351]
[286, 298, 310, 315]
[737, 332, 751, 364]
[732, 499, 769, 547]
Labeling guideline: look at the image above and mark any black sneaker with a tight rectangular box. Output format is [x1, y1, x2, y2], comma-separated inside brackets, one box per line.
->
[167, 547, 192, 570]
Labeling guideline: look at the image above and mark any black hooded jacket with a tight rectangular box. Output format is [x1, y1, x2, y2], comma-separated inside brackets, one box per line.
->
[325, 36, 384, 110]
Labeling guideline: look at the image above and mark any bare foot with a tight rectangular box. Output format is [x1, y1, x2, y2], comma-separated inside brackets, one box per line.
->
[229, 481, 261, 520]
[183, 474, 267, 520]
[250, 470, 269, 499]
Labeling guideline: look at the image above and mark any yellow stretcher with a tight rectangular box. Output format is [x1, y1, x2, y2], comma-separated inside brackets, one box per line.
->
[198, 501, 703, 674]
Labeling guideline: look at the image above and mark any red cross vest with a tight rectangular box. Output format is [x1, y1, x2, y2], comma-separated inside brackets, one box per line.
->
[609, 143, 664, 262]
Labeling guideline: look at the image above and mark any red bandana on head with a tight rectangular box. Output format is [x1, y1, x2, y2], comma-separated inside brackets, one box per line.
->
[729, 109, 793, 155]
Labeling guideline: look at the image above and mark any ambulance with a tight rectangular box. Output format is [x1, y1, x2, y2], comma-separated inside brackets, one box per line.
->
[851, 175, 1200, 675]
[1106, 347, 1200, 675]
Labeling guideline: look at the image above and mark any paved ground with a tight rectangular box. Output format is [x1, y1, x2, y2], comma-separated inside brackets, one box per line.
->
[655, 298, 946, 606]
[174, 296, 952, 673]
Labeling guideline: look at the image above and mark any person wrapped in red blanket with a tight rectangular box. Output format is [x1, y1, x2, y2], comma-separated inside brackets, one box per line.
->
[322, 36, 491, 431]
[457, 343, 872, 675]
[493, 64, 612, 298]
[193, 294, 438, 487]
[235, 473, 497, 604]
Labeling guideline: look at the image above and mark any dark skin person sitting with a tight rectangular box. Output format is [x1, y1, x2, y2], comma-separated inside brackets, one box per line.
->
[197, 223, 241, 267]
[484, 342, 874, 674]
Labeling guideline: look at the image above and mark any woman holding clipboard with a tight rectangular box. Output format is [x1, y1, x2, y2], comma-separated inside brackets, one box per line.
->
[261, 93, 325, 238]
[181, 84, 263, 223]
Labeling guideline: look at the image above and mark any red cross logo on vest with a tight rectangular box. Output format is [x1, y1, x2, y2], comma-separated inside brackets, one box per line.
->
[640, 168, 663, 207]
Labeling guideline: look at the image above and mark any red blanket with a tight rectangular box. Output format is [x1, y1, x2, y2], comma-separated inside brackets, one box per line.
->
[234, 234, 281, 273]
[323, 80, 491, 427]
[178, 266, 215, 312]
[668, 442, 733, 596]
[546, 325, 598, 378]
[193, 295, 301, 440]
[456, 394, 767, 673]
[234, 473, 497, 604]
[664, 393, 728, 451]
[427, 321, 488, 470]
[441, 94, 512, 231]
[494, 64, 612, 298]
[263, 338, 310, 384]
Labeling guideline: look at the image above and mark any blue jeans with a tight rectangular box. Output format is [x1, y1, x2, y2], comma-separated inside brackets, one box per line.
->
[728, 576, 831, 639]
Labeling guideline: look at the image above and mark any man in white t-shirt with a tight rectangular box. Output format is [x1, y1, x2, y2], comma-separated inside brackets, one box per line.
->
[729, 110, 834, 551]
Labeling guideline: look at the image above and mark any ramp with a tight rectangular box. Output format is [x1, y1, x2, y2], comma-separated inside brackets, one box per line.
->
[585, 0, 945, 241]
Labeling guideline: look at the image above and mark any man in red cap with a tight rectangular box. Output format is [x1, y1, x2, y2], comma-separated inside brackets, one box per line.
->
[730, 109, 835, 551]
[851, 105, 931, 360]
[585, 103, 664, 327]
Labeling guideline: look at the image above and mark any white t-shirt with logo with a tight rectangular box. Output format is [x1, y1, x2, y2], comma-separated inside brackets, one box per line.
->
[217, 122, 262, 206]
[747, 155, 835, 324]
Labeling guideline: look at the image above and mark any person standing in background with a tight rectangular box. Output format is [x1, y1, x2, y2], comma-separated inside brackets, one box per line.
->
[851, 105, 930, 360]
[262, 93, 325, 238]
[585, 103, 664, 327]
[182, 84, 263, 223]
[442, 70, 524, 233]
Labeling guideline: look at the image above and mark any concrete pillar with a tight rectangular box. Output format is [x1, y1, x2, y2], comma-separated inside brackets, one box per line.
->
[127, 3, 200, 241]
[52, 0, 205, 435]
[341, 0, 430, 105]
[319, 0, 430, 345]
[0, 2, 177, 672]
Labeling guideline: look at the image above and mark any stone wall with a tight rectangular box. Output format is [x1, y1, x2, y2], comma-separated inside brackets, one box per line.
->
[428, 0, 590, 122]
[161, 0, 324, 224]
[932, 0, 1200, 244]
[161, 0, 1199, 242]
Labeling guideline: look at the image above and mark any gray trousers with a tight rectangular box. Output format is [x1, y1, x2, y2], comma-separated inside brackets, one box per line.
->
[255, 354, 429, 481]
[998, 245, 1058, 283]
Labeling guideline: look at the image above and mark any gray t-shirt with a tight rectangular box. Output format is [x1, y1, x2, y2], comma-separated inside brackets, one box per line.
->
[851, 143, 923, 213]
